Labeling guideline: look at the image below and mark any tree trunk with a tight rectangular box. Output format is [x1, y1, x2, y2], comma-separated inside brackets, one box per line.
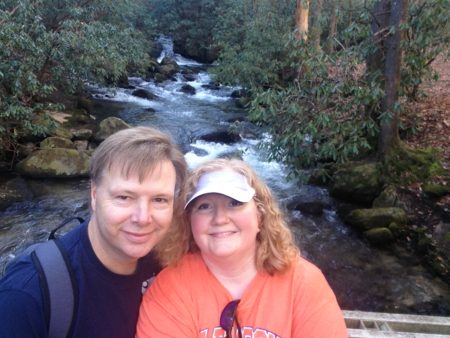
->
[345, 0, 353, 47]
[295, 0, 309, 41]
[367, 1, 390, 76]
[310, 0, 324, 51]
[378, 0, 408, 157]
[326, 0, 338, 53]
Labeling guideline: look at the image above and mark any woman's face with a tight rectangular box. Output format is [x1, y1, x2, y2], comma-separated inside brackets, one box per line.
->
[189, 193, 261, 262]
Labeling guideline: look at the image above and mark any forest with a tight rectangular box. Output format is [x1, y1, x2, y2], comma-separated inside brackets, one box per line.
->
[1, 0, 449, 287]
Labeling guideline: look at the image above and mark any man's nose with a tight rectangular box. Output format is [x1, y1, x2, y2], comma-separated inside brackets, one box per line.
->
[131, 202, 152, 225]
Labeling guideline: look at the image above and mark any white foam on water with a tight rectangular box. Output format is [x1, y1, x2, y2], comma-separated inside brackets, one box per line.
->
[175, 54, 203, 66]
[94, 90, 156, 107]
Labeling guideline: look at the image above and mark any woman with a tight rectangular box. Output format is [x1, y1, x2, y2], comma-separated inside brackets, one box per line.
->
[136, 158, 348, 337]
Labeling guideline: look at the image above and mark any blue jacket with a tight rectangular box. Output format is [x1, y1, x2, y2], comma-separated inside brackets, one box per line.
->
[0, 221, 160, 338]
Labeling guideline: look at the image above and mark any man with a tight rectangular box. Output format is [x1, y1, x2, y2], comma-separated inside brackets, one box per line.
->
[0, 126, 187, 337]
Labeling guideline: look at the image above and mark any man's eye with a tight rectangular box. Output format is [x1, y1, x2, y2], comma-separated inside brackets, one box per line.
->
[117, 195, 130, 201]
[154, 197, 168, 203]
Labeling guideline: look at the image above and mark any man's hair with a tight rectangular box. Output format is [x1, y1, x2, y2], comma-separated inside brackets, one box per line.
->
[89, 126, 187, 197]
[156, 158, 300, 275]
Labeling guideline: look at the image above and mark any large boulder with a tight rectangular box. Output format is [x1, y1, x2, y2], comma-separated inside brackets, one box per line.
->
[16, 148, 90, 178]
[93, 117, 131, 143]
[346, 207, 407, 231]
[330, 162, 382, 205]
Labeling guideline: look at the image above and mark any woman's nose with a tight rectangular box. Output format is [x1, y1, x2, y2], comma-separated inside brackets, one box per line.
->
[212, 205, 229, 225]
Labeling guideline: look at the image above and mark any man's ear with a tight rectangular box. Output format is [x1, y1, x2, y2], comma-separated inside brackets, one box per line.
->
[90, 181, 97, 211]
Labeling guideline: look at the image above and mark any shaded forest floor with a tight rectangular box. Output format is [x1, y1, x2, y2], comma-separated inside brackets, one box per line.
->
[404, 53, 450, 167]
[399, 53, 450, 281]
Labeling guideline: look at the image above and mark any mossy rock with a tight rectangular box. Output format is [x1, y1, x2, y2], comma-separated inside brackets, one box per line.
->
[40, 137, 76, 150]
[51, 126, 73, 139]
[72, 129, 93, 141]
[373, 185, 401, 208]
[364, 227, 394, 246]
[62, 108, 96, 128]
[423, 183, 450, 198]
[346, 207, 407, 231]
[93, 117, 131, 143]
[330, 162, 382, 205]
[16, 148, 90, 178]
[384, 146, 445, 184]
[388, 222, 404, 237]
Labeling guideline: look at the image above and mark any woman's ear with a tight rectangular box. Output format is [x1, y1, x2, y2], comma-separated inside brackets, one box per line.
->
[256, 204, 265, 228]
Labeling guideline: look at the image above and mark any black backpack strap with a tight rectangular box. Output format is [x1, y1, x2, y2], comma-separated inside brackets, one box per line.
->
[32, 240, 76, 338]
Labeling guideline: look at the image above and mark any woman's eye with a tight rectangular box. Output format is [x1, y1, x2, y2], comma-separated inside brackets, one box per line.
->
[197, 203, 211, 210]
[229, 199, 243, 207]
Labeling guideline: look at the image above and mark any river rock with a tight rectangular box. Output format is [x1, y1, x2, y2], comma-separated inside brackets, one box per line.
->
[93, 117, 131, 143]
[202, 82, 220, 90]
[71, 128, 93, 141]
[180, 84, 196, 95]
[63, 108, 96, 128]
[0, 177, 32, 211]
[155, 58, 179, 81]
[182, 72, 196, 82]
[363, 227, 394, 245]
[217, 150, 244, 160]
[286, 186, 332, 216]
[40, 136, 76, 150]
[16, 148, 90, 178]
[346, 207, 407, 231]
[132, 88, 158, 100]
[199, 130, 241, 144]
[330, 162, 382, 205]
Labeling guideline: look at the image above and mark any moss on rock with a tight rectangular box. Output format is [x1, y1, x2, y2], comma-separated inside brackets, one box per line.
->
[364, 227, 394, 245]
[346, 207, 407, 231]
[16, 148, 90, 178]
[330, 162, 382, 205]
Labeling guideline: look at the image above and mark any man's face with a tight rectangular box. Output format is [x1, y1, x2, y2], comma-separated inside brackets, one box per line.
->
[88, 160, 177, 274]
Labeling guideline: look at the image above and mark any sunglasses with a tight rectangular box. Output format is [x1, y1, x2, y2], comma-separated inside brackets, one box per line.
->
[220, 299, 242, 338]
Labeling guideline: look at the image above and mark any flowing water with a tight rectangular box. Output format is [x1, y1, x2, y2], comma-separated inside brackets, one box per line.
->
[1, 40, 449, 316]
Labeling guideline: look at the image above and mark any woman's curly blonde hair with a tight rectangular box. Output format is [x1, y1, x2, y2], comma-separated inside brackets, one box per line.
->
[156, 158, 300, 275]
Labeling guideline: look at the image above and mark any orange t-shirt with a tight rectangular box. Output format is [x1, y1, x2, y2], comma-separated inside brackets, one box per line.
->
[136, 253, 348, 338]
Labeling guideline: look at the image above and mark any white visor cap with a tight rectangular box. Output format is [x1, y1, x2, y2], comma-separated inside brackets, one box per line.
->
[184, 170, 256, 209]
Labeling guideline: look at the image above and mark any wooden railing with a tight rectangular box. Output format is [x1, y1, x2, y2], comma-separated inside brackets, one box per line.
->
[343, 310, 450, 337]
